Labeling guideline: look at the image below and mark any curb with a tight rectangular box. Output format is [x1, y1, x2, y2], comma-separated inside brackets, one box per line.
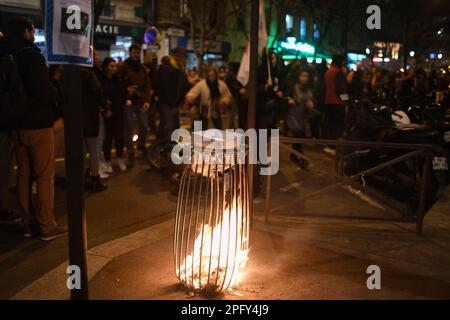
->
[11, 219, 174, 300]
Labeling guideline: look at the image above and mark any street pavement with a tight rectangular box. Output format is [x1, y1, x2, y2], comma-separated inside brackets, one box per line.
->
[0, 153, 176, 299]
[2, 145, 450, 299]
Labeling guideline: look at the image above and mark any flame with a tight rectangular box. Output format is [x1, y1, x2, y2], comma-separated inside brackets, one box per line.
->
[177, 204, 249, 292]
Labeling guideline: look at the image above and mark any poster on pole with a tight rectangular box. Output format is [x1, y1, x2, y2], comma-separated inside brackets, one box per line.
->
[45, 0, 94, 66]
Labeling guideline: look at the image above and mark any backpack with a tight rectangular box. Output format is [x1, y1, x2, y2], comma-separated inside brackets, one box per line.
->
[0, 47, 31, 130]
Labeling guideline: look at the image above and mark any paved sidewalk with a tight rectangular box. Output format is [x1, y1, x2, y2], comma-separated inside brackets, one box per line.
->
[87, 187, 450, 300]
[11, 148, 450, 300]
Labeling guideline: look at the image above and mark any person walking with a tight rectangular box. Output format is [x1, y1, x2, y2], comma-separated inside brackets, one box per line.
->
[0, 17, 66, 240]
[118, 43, 152, 166]
[186, 66, 232, 130]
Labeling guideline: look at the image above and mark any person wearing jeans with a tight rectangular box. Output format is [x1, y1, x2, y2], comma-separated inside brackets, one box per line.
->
[118, 43, 152, 166]
[82, 66, 107, 193]
[100, 57, 127, 172]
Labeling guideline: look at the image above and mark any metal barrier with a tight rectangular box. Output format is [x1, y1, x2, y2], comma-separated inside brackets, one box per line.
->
[264, 137, 443, 236]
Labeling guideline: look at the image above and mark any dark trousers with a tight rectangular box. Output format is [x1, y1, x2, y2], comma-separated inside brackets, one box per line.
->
[157, 104, 180, 140]
[0, 131, 12, 211]
[291, 129, 305, 160]
[103, 113, 125, 161]
[323, 104, 346, 141]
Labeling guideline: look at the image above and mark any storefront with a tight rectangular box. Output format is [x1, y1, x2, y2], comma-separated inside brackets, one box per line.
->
[273, 37, 332, 64]
[158, 27, 231, 70]
[94, 21, 146, 62]
[0, 5, 146, 63]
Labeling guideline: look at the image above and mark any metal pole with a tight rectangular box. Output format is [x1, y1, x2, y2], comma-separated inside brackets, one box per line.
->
[247, 0, 259, 226]
[63, 65, 89, 299]
[416, 155, 431, 236]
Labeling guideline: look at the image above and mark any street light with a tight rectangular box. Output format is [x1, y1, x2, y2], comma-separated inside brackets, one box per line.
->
[438, 53, 443, 59]
[409, 51, 415, 57]
[365, 48, 370, 55]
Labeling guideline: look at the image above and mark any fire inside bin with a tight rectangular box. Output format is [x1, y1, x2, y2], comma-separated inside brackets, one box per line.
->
[174, 131, 250, 293]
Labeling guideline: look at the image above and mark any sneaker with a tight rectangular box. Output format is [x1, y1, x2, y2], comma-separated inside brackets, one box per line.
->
[40, 226, 68, 241]
[0, 209, 23, 223]
[90, 175, 108, 193]
[323, 147, 336, 157]
[24, 223, 40, 238]
[99, 169, 110, 179]
[117, 158, 127, 172]
[101, 161, 113, 174]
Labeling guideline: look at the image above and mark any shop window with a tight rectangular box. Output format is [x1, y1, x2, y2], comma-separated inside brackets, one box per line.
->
[299, 18, 306, 42]
[101, 0, 116, 19]
[180, 0, 189, 18]
[313, 23, 320, 41]
[285, 14, 293, 34]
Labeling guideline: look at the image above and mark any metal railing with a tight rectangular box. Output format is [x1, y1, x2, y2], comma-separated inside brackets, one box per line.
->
[263, 137, 443, 236]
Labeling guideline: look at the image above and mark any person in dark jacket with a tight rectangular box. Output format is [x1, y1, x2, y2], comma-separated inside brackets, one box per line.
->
[0, 17, 66, 240]
[152, 47, 190, 139]
[117, 43, 152, 166]
[285, 68, 321, 169]
[256, 50, 285, 131]
[82, 66, 108, 193]
[100, 57, 127, 172]
[0, 29, 22, 224]
[225, 62, 248, 129]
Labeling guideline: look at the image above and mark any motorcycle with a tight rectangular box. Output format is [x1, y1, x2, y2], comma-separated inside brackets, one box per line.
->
[343, 98, 446, 218]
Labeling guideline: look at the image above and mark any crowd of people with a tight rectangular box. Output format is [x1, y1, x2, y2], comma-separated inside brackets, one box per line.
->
[0, 16, 449, 241]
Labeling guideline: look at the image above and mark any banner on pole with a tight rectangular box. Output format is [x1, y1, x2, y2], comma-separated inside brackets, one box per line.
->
[45, 0, 94, 66]
[237, 0, 267, 86]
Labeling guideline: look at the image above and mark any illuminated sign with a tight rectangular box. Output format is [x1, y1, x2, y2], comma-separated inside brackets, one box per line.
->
[279, 37, 315, 54]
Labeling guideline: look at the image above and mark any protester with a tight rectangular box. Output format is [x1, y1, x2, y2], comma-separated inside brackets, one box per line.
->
[186, 66, 233, 130]
[82, 60, 108, 193]
[100, 57, 127, 172]
[257, 50, 285, 131]
[285, 68, 321, 169]
[0, 30, 22, 224]
[188, 68, 202, 87]
[92, 51, 111, 179]
[118, 43, 152, 166]
[152, 47, 190, 139]
[225, 62, 247, 129]
[323, 54, 347, 155]
[347, 62, 364, 101]
[0, 17, 66, 240]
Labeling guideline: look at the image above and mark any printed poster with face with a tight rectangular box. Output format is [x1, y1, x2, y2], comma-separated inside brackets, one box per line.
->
[45, 0, 94, 66]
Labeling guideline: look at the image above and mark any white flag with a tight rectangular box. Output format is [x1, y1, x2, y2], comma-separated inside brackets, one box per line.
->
[258, 0, 268, 52]
[237, 0, 268, 86]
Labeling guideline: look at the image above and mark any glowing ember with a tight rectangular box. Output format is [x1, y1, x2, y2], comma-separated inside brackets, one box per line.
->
[177, 204, 249, 292]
